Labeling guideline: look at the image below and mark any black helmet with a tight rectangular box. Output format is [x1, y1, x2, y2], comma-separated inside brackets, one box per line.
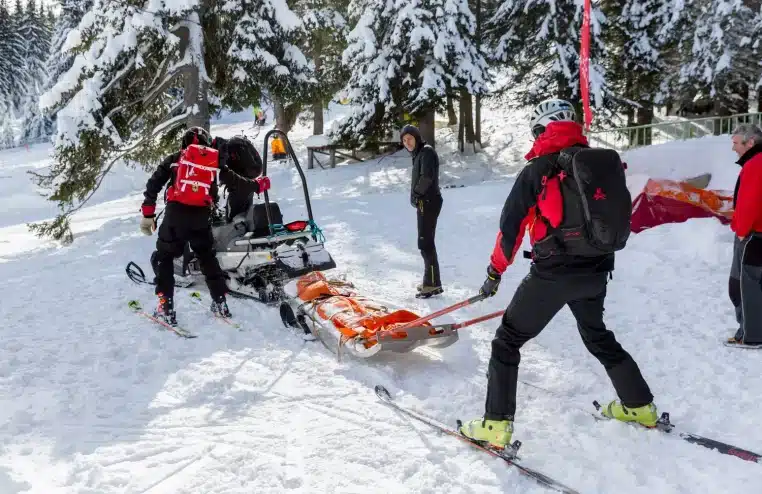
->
[182, 126, 211, 149]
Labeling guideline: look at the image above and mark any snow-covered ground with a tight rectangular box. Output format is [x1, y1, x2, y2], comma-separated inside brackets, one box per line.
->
[1, 107, 760, 494]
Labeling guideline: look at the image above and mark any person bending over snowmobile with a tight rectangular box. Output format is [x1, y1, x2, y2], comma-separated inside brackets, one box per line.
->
[210, 135, 264, 221]
[458, 99, 658, 448]
[139, 127, 271, 326]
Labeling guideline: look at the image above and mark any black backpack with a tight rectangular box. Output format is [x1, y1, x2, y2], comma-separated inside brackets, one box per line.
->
[227, 136, 263, 178]
[540, 146, 631, 257]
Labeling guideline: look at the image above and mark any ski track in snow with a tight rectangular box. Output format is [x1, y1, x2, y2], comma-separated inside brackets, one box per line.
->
[1, 107, 761, 493]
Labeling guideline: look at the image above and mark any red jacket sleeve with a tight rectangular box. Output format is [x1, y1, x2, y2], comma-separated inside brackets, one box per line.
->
[732, 157, 762, 238]
[490, 215, 530, 275]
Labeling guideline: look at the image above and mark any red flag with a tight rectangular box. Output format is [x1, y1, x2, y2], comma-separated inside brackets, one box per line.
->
[580, 0, 592, 131]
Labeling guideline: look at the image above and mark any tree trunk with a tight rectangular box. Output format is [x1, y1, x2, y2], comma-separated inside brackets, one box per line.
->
[419, 109, 436, 148]
[446, 93, 457, 126]
[274, 99, 300, 134]
[635, 101, 653, 146]
[312, 40, 324, 135]
[460, 88, 475, 146]
[176, 23, 209, 131]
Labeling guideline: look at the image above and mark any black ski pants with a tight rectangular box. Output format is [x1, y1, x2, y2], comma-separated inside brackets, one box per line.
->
[417, 194, 443, 287]
[154, 203, 227, 300]
[484, 269, 653, 420]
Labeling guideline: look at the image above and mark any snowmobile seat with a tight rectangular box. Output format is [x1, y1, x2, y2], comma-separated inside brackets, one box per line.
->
[246, 202, 283, 237]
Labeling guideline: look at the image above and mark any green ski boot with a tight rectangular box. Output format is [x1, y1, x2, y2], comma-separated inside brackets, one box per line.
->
[458, 418, 514, 449]
[599, 400, 659, 428]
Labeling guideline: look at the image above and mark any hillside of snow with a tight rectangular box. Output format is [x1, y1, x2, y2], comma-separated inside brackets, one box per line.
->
[1, 107, 760, 494]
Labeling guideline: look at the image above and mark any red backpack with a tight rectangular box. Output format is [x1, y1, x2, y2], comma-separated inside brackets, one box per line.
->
[166, 144, 220, 207]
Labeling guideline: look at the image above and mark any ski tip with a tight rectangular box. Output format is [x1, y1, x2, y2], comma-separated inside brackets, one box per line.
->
[190, 291, 201, 299]
[592, 400, 602, 411]
[128, 300, 141, 310]
[374, 385, 392, 401]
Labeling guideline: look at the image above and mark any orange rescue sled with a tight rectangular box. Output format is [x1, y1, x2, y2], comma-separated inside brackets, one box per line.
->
[279, 272, 460, 358]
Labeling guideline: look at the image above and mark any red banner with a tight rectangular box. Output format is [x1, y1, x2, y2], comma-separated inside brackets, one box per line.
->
[580, 0, 592, 131]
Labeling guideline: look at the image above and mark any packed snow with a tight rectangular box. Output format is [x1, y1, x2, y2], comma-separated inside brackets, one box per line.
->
[0, 107, 760, 494]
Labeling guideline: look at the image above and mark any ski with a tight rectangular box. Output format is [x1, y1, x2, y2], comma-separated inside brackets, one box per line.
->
[128, 300, 197, 338]
[592, 401, 761, 464]
[189, 291, 242, 329]
[375, 385, 581, 494]
[722, 339, 762, 350]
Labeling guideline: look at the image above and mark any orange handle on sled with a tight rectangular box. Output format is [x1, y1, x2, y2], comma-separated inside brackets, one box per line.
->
[378, 309, 503, 343]
[393, 294, 487, 333]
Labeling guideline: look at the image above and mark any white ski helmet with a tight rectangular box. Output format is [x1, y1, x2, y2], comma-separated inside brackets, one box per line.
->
[529, 99, 576, 138]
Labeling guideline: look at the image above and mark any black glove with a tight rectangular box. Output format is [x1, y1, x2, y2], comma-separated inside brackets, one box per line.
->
[480, 265, 502, 297]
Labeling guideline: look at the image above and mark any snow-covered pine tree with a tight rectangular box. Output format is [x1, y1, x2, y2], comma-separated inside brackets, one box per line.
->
[7, 0, 27, 116]
[33, 0, 219, 243]
[224, 0, 314, 133]
[333, 0, 488, 147]
[32, 0, 316, 243]
[19, 0, 53, 141]
[0, 0, 14, 147]
[293, 0, 350, 135]
[666, 0, 757, 119]
[600, 0, 674, 134]
[486, 0, 607, 124]
[31, 0, 91, 139]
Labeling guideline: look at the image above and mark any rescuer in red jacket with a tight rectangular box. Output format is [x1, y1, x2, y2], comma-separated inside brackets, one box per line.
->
[458, 99, 658, 449]
[727, 124, 762, 347]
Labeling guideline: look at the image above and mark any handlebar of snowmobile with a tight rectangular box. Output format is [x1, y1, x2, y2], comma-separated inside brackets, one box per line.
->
[260, 129, 314, 237]
[391, 293, 488, 333]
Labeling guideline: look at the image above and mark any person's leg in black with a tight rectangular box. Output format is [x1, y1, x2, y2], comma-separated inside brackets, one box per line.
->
[153, 211, 187, 324]
[460, 270, 569, 448]
[567, 274, 653, 408]
[739, 234, 762, 345]
[729, 236, 743, 342]
[485, 271, 571, 419]
[417, 195, 443, 295]
[188, 225, 231, 317]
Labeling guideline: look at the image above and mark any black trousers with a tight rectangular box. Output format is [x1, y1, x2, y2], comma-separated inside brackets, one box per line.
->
[729, 234, 762, 344]
[154, 203, 227, 300]
[485, 270, 653, 420]
[417, 194, 443, 287]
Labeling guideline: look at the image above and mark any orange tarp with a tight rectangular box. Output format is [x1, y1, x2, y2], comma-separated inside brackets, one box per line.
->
[631, 178, 733, 233]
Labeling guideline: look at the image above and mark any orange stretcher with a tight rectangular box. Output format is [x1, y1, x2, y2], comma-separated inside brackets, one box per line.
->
[279, 272, 498, 359]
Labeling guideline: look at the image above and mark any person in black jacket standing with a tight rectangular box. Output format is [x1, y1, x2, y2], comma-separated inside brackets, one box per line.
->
[140, 127, 270, 326]
[400, 125, 443, 298]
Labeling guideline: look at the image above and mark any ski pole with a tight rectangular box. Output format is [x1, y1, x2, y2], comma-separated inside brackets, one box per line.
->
[394, 293, 487, 332]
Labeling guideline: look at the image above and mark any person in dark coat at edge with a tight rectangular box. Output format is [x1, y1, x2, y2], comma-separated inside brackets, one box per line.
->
[212, 135, 265, 221]
[400, 124, 444, 298]
[727, 123, 762, 347]
[458, 99, 658, 449]
[140, 127, 271, 326]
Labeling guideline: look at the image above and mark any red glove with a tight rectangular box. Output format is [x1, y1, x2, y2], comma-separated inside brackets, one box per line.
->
[256, 176, 271, 193]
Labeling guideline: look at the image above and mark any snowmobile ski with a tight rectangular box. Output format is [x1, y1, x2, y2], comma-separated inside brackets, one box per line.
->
[189, 291, 242, 329]
[375, 385, 581, 494]
[128, 300, 197, 338]
[126, 261, 195, 288]
[592, 401, 761, 464]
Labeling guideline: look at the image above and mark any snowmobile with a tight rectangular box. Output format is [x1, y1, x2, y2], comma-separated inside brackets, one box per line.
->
[126, 129, 336, 304]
